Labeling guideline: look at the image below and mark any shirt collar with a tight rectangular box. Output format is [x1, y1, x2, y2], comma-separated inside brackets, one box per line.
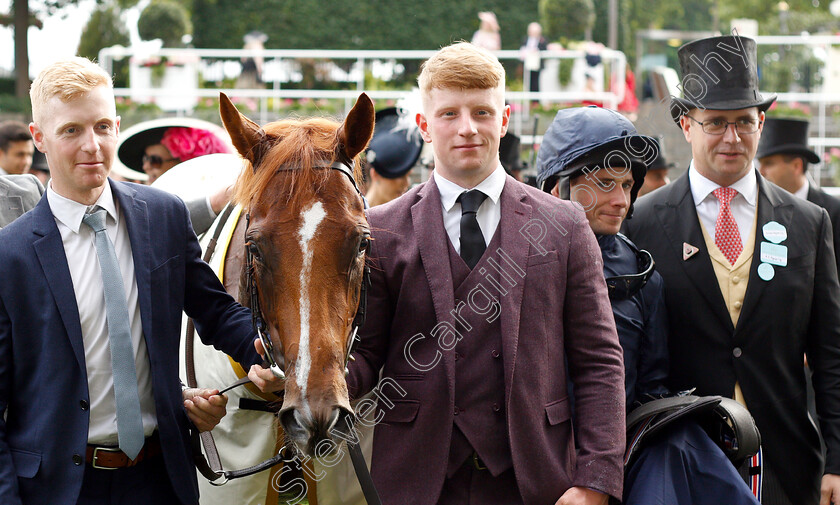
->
[688, 160, 757, 207]
[47, 180, 118, 234]
[434, 164, 506, 212]
[793, 178, 810, 200]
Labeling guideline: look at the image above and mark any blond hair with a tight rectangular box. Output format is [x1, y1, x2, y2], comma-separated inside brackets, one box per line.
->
[418, 42, 505, 97]
[30, 57, 113, 124]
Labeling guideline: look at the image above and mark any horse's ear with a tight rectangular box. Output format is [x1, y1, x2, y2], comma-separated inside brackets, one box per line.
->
[219, 92, 265, 165]
[337, 93, 375, 160]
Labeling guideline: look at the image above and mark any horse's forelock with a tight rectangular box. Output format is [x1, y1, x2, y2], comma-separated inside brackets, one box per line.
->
[232, 116, 364, 211]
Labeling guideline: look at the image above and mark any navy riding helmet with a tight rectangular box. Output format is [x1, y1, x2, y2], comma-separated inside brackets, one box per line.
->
[535, 106, 658, 219]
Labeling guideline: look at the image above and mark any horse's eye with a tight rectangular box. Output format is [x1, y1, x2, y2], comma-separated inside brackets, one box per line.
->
[358, 237, 370, 255]
[248, 242, 261, 259]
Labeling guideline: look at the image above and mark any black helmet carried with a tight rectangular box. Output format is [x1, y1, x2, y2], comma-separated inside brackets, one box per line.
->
[536, 106, 658, 219]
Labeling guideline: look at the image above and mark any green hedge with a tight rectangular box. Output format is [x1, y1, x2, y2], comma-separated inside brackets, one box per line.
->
[191, 0, 538, 51]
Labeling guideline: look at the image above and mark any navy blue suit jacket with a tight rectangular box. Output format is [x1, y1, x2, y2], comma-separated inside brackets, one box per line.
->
[0, 180, 259, 505]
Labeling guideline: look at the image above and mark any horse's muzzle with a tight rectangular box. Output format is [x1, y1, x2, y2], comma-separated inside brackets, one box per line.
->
[279, 404, 354, 456]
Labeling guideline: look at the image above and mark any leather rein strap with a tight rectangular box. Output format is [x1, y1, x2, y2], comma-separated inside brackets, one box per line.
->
[185, 162, 381, 505]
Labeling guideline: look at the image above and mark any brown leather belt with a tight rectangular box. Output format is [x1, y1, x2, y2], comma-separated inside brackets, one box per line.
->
[85, 434, 162, 470]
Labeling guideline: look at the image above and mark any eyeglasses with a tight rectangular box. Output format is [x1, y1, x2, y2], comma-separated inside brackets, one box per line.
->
[142, 154, 178, 168]
[685, 115, 762, 136]
[605, 249, 654, 300]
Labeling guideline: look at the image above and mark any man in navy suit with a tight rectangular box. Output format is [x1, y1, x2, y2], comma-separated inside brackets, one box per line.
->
[0, 57, 275, 505]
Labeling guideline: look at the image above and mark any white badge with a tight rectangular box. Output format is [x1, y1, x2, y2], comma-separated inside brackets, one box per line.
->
[759, 241, 788, 267]
[762, 221, 787, 244]
[758, 263, 775, 281]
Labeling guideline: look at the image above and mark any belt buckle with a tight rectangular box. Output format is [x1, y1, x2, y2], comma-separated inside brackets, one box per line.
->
[472, 452, 487, 471]
[91, 446, 122, 470]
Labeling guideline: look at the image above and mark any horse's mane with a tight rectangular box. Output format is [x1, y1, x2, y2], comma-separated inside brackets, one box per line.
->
[232, 116, 364, 211]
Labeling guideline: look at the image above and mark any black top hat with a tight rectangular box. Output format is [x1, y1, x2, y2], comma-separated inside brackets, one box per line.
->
[670, 35, 776, 124]
[756, 117, 819, 164]
[648, 136, 674, 171]
[30, 149, 48, 173]
[366, 108, 423, 179]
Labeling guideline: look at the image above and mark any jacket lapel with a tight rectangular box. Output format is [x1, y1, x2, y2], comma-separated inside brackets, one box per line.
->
[737, 174, 791, 329]
[807, 185, 825, 208]
[110, 180, 154, 351]
[656, 173, 734, 331]
[498, 177, 530, 401]
[410, 177, 457, 393]
[31, 197, 87, 371]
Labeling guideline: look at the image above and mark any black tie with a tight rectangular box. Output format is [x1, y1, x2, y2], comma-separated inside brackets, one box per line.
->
[458, 190, 488, 269]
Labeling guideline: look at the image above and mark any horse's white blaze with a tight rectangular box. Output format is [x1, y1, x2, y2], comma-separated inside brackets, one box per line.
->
[296, 200, 326, 416]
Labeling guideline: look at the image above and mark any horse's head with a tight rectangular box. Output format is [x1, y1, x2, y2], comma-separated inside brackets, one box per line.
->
[220, 92, 374, 456]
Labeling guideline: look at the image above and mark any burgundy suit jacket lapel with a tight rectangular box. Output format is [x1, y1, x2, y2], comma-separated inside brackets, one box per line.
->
[411, 177, 457, 395]
[498, 176, 531, 402]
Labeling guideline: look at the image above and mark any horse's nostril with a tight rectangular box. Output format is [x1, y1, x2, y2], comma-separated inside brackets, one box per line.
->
[279, 409, 308, 441]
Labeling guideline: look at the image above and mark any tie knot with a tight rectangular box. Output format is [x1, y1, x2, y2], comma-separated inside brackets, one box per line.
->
[713, 187, 738, 206]
[458, 190, 487, 214]
[82, 207, 108, 233]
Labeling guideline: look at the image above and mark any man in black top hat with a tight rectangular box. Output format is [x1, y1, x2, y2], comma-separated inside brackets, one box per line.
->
[623, 34, 840, 505]
[638, 137, 673, 197]
[757, 117, 840, 274]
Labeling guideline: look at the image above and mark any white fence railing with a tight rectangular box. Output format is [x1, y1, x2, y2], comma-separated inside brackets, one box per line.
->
[98, 46, 628, 138]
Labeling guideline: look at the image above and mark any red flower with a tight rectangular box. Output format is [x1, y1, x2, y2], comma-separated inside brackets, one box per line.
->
[161, 127, 230, 162]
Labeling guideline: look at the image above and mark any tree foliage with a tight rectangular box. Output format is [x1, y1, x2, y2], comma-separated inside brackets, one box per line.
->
[138, 0, 191, 46]
[77, 4, 130, 86]
[540, 0, 595, 43]
[77, 4, 129, 59]
[190, 0, 539, 50]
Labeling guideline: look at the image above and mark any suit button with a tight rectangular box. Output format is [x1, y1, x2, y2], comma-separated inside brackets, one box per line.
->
[492, 403, 501, 412]
[454, 352, 460, 361]
[454, 407, 460, 416]
[72, 454, 82, 466]
[80, 400, 89, 411]
[733, 347, 743, 358]
[491, 350, 500, 359]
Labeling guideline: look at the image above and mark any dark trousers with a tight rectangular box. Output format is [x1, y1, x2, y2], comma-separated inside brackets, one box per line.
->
[528, 70, 541, 93]
[437, 457, 522, 505]
[76, 453, 183, 505]
[625, 422, 760, 505]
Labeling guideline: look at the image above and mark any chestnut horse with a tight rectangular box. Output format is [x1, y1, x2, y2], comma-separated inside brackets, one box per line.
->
[223, 90, 373, 449]
[185, 92, 374, 504]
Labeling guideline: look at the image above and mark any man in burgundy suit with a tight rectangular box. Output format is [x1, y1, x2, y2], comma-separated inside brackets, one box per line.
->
[346, 42, 626, 505]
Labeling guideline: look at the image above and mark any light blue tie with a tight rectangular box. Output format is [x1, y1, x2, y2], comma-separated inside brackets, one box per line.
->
[82, 207, 145, 460]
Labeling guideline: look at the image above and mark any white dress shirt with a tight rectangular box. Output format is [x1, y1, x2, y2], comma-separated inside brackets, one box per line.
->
[47, 182, 157, 445]
[434, 165, 506, 254]
[689, 162, 757, 247]
[793, 178, 810, 200]
[0, 167, 8, 176]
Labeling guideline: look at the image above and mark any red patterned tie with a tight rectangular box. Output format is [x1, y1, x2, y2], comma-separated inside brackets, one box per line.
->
[713, 187, 742, 265]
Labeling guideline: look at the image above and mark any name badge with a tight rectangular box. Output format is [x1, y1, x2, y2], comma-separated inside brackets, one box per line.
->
[762, 221, 787, 244]
[760, 241, 788, 267]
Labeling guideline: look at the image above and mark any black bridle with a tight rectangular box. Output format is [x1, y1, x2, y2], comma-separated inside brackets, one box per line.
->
[244, 159, 370, 381]
[188, 160, 380, 505]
